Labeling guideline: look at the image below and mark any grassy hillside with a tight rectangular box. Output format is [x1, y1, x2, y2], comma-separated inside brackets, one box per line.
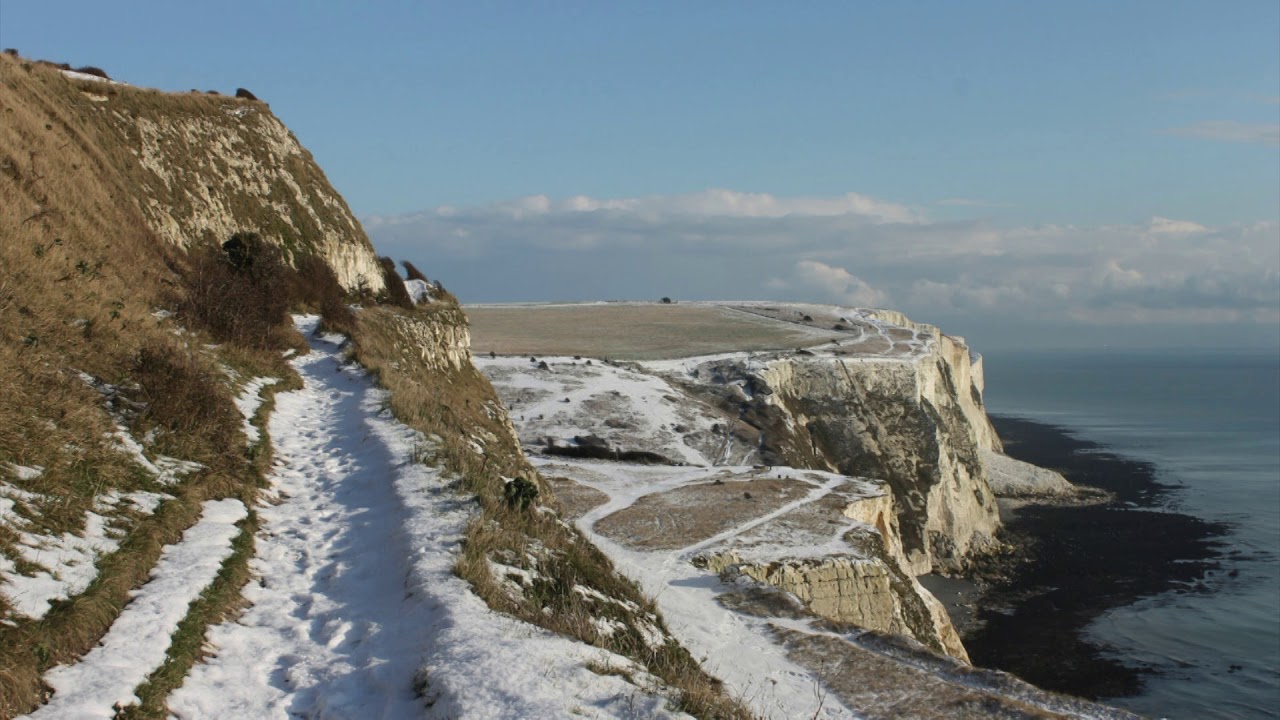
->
[0, 54, 352, 716]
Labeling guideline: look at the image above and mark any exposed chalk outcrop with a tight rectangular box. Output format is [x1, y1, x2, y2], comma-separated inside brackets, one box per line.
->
[697, 487, 968, 660]
[662, 313, 1002, 575]
[68, 82, 386, 292]
[982, 448, 1082, 499]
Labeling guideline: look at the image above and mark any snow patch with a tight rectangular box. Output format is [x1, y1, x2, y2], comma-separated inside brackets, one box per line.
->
[404, 278, 433, 304]
[7, 464, 45, 482]
[234, 376, 279, 445]
[2, 512, 120, 619]
[1, 488, 172, 620]
[25, 499, 247, 719]
[59, 69, 126, 85]
[106, 428, 202, 486]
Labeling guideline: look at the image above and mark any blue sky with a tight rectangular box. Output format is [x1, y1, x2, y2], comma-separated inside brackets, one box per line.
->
[3, 1, 1277, 349]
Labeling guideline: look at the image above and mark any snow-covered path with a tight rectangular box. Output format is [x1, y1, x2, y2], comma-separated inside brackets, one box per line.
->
[172, 316, 688, 719]
[171, 319, 434, 718]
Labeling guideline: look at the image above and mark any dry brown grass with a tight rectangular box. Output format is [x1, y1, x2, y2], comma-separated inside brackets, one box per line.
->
[351, 305, 754, 719]
[467, 303, 845, 360]
[177, 239, 298, 351]
[595, 476, 814, 551]
[0, 53, 302, 716]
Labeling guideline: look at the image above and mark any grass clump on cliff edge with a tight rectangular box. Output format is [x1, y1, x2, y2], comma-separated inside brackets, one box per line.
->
[350, 303, 753, 719]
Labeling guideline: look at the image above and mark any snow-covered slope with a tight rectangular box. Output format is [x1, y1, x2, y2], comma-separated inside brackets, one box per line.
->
[479, 355, 756, 466]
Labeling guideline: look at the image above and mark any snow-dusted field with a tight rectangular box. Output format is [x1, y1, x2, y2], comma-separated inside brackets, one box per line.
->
[539, 458, 868, 719]
[476, 354, 756, 466]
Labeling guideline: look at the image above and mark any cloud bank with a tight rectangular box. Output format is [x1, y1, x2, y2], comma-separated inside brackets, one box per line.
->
[365, 189, 1280, 349]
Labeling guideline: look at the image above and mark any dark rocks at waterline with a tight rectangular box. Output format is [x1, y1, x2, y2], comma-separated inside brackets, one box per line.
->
[963, 416, 1228, 701]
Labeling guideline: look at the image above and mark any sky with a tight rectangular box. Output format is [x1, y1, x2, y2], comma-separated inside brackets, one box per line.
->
[2, 1, 1277, 351]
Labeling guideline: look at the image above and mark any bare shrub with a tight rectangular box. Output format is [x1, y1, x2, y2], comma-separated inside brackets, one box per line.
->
[73, 66, 110, 79]
[290, 253, 356, 336]
[234, 87, 258, 101]
[131, 342, 239, 452]
[503, 476, 539, 510]
[376, 256, 413, 309]
[402, 260, 428, 283]
[178, 235, 292, 349]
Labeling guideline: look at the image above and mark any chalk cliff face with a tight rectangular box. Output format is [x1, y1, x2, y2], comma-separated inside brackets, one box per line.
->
[475, 302, 1007, 659]
[667, 317, 1002, 575]
[28, 68, 386, 292]
[375, 304, 474, 373]
[128, 111, 384, 292]
[697, 488, 969, 660]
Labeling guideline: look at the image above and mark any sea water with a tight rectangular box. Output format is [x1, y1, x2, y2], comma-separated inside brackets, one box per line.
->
[981, 350, 1280, 719]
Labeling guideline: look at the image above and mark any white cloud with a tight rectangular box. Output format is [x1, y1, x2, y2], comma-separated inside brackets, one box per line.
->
[365, 190, 1280, 340]
[1147, 216, 1209, 235]
[1162, 120, 1280, 146]
[1098, 259, 1145, 290]
[368, 189, 920, 227]
[793, 260, 889, 307]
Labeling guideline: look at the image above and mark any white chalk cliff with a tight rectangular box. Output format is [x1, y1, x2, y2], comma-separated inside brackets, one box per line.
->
[478, 303, 1013, 656]
[474, 301, 1130, 718]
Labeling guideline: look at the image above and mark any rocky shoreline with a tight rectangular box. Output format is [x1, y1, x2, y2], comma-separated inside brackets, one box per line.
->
[959, 415, 1229, 701]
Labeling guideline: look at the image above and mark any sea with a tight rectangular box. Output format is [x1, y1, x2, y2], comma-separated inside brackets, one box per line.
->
[981, 349, 1280, 720]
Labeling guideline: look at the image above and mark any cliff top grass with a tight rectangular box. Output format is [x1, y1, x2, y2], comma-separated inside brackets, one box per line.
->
[466, 302, 854, 360]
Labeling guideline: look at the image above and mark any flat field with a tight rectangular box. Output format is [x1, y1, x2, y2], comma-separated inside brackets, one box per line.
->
[464, 302, 843, 360]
